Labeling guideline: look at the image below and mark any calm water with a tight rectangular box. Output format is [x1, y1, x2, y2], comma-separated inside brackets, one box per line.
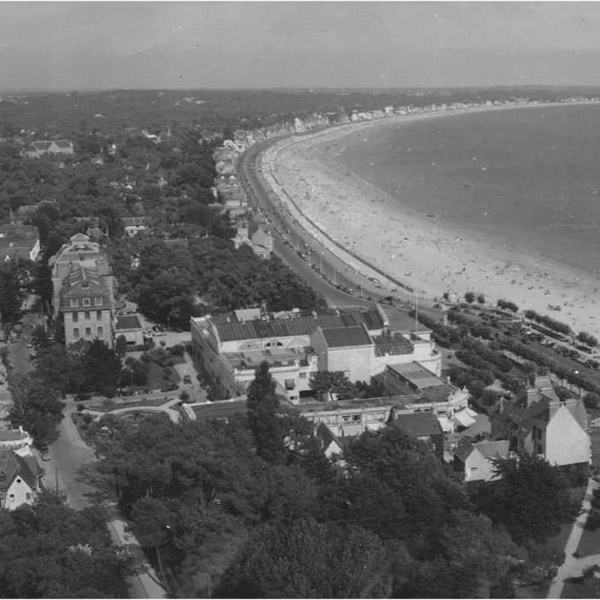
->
[338, 104, 600, 274]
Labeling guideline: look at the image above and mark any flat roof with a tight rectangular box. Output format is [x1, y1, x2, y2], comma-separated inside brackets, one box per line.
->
[387, 362, 445, 389]
[322, 325, 372, 348]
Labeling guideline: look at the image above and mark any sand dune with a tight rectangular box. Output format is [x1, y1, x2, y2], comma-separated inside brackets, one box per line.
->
[262, 108, 600, 340]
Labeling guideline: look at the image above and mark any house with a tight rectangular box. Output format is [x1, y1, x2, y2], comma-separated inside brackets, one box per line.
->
[453, 439, 510, 483]
[50, 232, 114, 315]
[250, 228, 273, 259]
[50, 233, 116, 346]
[59, 266, 114, 348]
[0, 224, 41, 262]
[0, 450, 43, 510]
[492, 376, 590, 472]
[121, 217, 150, 237]
[23, 139, 74, 158]
[378, 361, 469, 433]
[300, 396, 407, 438]
[114, 314, 144, 346]
[393, 411, 444, 460]
[0, 427, 33, 456]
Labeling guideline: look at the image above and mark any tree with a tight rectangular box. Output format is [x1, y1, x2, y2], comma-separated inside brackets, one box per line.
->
[82, 340, 122, 397]
[0, 260, 26, 329]
[480, 454, 579, 545]
[477, 293, 486, 304]
[246, 362, 283, 464]
[464, 291, 475, 303]
[8, 374, 65, 449]
[309, 370, 358, 401]
[0, 492, 130, 598]
[216, 519, 391, 598]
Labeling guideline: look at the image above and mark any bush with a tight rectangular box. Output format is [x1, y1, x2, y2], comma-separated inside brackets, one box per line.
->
[465, 292, 475, 303]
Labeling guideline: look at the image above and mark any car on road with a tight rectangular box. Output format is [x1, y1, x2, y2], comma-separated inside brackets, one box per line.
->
[183, 374, 192, 385]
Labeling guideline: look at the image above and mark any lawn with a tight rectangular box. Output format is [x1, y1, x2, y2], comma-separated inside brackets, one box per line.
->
[146, 355, 186, 391]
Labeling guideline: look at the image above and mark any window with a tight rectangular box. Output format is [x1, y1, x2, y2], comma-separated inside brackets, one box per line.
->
[284, 379, 295, 390]
[96, 310, 102, 320]
[70, 298, 78, 308]
[94, 296, 102, 306]
[73, 328, 80, 338]
[85, 327, 92, 336]
[299, 372, 307, 379]
[16, 478, 21, 484]
[26, 493, 31, 501]
[352, 414, 361, 422]
[72, 313, 78, 323]
[97, 326, 103, 337]
[84, 311, 90, 320]
[83, 298, 91, 306]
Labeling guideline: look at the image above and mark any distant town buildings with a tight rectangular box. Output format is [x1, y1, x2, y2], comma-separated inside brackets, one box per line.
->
[0, 224, 41, 262]
[22, 139, 74, 158]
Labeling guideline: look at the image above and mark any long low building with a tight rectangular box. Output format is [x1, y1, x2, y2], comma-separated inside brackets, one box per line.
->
[190, 306, 442, 404]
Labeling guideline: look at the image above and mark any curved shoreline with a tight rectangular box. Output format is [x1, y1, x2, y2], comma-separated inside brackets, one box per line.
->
[261, 102, 600, 339]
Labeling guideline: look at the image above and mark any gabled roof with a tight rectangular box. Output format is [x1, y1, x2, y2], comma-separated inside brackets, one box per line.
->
[321, 325, 372, 348]
[0, 450, 40, 492]
[475, 440, 510, 461]
[395, 412, 443, 438]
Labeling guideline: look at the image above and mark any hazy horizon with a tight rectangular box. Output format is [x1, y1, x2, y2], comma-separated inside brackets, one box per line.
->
[4, 2, 600, 93]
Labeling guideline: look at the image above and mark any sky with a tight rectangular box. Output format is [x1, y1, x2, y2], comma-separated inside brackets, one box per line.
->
[3, 1, 600, 91]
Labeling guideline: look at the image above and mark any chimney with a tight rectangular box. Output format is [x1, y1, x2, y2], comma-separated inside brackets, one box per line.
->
[526, 387, 538, 408]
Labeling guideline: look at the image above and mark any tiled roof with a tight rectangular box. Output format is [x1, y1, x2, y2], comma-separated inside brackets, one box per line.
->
[344, 309, 384, 332]
[373, 333, 413, 356]
[0, 429, 29, 443]
[475, 440, 510, 460]
[321, 325, 372, 348]
[61, 266, 108, 297]
[0, 450, 40, 492]
[395, 412, 443, 437]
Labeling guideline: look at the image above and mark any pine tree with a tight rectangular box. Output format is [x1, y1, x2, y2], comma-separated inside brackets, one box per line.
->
[246, 361, 283, 464]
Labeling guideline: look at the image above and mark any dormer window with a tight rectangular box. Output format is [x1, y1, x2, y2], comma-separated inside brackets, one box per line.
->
[94, 296, 102, 306]
[83, 298, 91, 306]
[70, 298, 78, 308]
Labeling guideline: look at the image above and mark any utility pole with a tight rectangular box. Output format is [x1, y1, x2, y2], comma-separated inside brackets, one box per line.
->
[55, 468, 59, 496]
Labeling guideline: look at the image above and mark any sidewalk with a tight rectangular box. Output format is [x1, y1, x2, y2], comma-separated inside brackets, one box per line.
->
[547, 478, 600, 598]
[106, 503, 168, 599]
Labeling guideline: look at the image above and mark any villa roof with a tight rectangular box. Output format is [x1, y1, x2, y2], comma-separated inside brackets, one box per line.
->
[0, 429, 29, 443]
[61, 266, 108, 297]
[0, 450, 40, 493]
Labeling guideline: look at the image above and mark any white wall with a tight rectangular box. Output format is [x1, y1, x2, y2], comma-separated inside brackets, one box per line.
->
[2, 477, 36, 510]
[546, 405, 590, 467]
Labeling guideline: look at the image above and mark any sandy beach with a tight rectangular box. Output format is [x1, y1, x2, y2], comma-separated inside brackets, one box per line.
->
[261, 105, 600, 339]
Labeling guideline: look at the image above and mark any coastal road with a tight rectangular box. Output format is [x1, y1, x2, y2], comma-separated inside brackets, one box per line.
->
[239, 139, 396, 310]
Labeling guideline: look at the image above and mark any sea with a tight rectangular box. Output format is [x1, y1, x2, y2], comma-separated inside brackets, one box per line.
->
[337, 103, 600, 276]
